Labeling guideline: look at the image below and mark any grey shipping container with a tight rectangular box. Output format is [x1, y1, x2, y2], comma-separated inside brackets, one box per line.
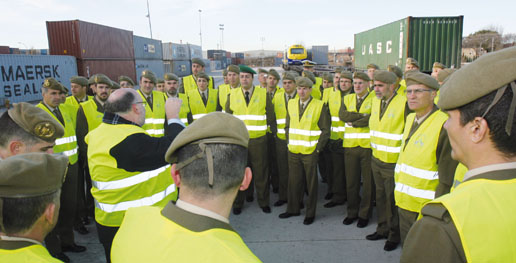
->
[0, 55, 78, 104]
[203, 59, 211, 72]
[235, 52, 245, 59]
[354, 16, 463, 72]
[133, 35, 163, 60]
[311, 45, 329, 65]
[46, 20, 134, 59]
[163, 60, 191, 77]
[210, 60, 221, 71]
[77, 59, 136, 84]
[188, 44, 203, 59]
[135, 59, 165, 83]
[163, 43, 190, 60]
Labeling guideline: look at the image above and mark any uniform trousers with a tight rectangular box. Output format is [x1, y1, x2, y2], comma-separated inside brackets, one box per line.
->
[96, 222, 119, 263]
[319, 144, 333, 194]
[234, 135, 269, 208]
[344, 147, 374, 219]
[267, 132, 279, 191]
[371, 157, 400, 243]
[275, 137, 289, 202]
[329, 139, 346, 203]
[398, 207, 419, 246]
[286, 152, 318, 218]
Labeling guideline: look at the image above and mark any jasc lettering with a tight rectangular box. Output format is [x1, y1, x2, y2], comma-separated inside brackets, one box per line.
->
[362, 40, 393, 55]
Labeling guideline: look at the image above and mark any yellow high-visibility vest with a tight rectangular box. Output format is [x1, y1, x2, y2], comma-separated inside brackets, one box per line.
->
[229, 87, 267, 139]
[80, 99, 103, 132]
[186, 88, 218, 121]
[183, 74, 214, 94]
[328, 88, 345, 140]
[272, 89, 293, 140]
[342, 92, 375, 148]
[138, 90, 166, 137]
[218, 84, 231, 112]
[287, 97, 324, 154]
[0, 244, 61, 262]
[450, 163, 468, 192]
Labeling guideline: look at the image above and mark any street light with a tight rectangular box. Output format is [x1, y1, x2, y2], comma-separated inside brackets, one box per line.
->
[219, 24, 224, 50]
[198, 10, 203, 50]
[146, 0, 153, 39]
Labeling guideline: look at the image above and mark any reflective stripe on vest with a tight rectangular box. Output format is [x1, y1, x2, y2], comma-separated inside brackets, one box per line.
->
[187, 88, 218, 121]
[92, 164, 171, 190]
[139, 90, 166, 137]
[287, 98, 324, 154]
[342, 92, 374, 148]
[394, 111, 448, 213]
[328, 88, 345, 140]
[230, 87, 268, 138]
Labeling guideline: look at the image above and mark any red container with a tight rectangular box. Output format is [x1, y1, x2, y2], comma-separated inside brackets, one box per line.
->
[77, 59, 136, 83]
[46, 20, 134, 59]
[0, 46, 10, 54]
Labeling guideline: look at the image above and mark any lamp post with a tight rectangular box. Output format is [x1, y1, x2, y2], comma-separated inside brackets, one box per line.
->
[146, 0, 153, 39]
[219, 24, 224, 50]
[198, 10, 203, 50]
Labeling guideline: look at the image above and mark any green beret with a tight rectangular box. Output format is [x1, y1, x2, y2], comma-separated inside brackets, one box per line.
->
[192, 58, 205, 67]
[437, 68, 457, 83]
[88, 74, 98, 85]
[367, 63, 379, 70]
[42, 78, 66, 93]
[340, 71, 353, 80]
[406, 58, 420, 68]
[222, 69, 228, 77]
[322, 72, 333, 82]
[405, 71, 439, 90]
[239, 65, 256, 75]
[302, 70, 316, 84]
[433, 62, 446, 69]
[141, 70, 157, 84]
[111, 81, 120, 89]
[157, 78, 164, 84]
[374, 70, 397, 84]
[164, 73, 179, 82]
[439, 47, 516, 110]
[119, 75, 135, 86]
[296, 77, 313, 87]
[258, 68, 268, 74]
[196, 72, 210, 82]
[303, 61, 315, 68]
[93, 74, 113, 87]
[353, 72, 370, 82]
[268, 69, 281, 81]
[283, 72, 297, 82]
[70, 76, 88, 87]
[387, 65, 403, 78]
[7, 102, 65, 142]
[227, 65, 240, 74]
[0, 153, 68, 198]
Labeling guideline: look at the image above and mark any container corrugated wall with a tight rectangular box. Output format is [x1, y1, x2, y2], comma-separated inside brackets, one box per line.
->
[163, 60, 191, 77]
[311, 45, 329, 65]
[188, 44, 203, 59]
[135, 59, 165, 82]
[162, 43, 190, 60]
[133, 35, 163, 60]
[77, 59, 136, 83]
[0, 55, 78, 104]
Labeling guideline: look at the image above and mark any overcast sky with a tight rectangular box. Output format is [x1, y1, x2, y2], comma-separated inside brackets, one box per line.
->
[1, 0, 513, 53]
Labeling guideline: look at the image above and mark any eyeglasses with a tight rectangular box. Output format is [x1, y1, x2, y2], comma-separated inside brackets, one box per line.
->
[404, 89, 433, 95]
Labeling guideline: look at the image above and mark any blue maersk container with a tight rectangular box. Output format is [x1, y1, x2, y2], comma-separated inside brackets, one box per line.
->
[133, 35, 163, 60]
[0, 55, 78, 104]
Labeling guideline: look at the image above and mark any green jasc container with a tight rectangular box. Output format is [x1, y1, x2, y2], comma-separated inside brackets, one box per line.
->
[354, 16, 463, 72]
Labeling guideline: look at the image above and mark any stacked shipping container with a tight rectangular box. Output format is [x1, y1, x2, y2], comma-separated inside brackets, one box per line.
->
[133, 35, 164, 85]
[162, 43, 192, 77]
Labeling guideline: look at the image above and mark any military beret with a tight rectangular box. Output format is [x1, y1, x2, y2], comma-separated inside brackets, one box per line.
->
[191, 58, 205, 67]
[437, 68, 457, 84]
[88, 74, 98, 85]
[322, 72, 333, 82]
[287, 70, 300, 77]
[283, 72, 297, 82]
[164, 73, 179, 82]
[268, 69, 281, 80]
[42, 78, 66, 93]
[7, 102, 65, 143]
[258, 68, 268, 74]
[303, 61, 315, 67]
[239, 65, 256, 75]
[334, 68, 343, 74]
[353, 72, 370, 82]
[62, 85, 69, 93]
[222, 69, 228, 77]
[340, 71, 353, 80]
[141, 70, 157, 84]
[302, 70, 316, 84]
[157, 78, 164, 84]
[387, 65, 403, 78]
[367, 63, 379, 70]
[227, 65, 240, 74]
[374, 70, 397, 84]
[405, 71, 440, 90]
[111, 81, 120, 89]
[0, 153, 68, 198]
[406, 58, 420, 68]
[196, 72, 210, 82]
[93, 74, 113, 87]
[296, 77, 314, 88]
[439, 46, 516, 110]
[433, 62, 446, 69]
[119, 75, 135, 86]
[70, 76, 88, 87]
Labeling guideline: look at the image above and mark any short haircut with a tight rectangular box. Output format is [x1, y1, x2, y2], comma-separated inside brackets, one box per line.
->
[176, 143, 247, 196]
[104, 91, 135, 114]
[1, 190, 60, 234]
[457, 81, 516, 157]
[0, 112, 41, 147]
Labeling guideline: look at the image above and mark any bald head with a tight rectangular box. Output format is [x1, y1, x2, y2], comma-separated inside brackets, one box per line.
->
[105, 88, 139, 114]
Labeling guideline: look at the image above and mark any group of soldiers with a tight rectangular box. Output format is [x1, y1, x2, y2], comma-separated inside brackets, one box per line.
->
[1, 46, 515, 262]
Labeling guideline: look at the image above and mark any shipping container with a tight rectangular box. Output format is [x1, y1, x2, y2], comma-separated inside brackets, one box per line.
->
[226, 51, 231, 58]
[0, 46, 10, 54]
[188, 44, 202, 59]
[77, 59, 136, 84]
[0, 55, 77, 104]
[203, 59, 211, 72]
[311, 45, 328, 65]
[207, 50, 226, 60]
[10, 48, 20, 54]
[210, 60, 221, 71]
[133, 35, 163, 60]
[235, 52, 245, 59]
[354, 16, 463, 72]
[162, 43, 189, 60]
[163, 60, 191, 77]
[47, 20, 134, 59]
[135, 59, 165, 83]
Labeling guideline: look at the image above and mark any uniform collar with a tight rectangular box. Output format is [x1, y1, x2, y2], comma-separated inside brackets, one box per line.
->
[463, 162, 516, 182]
[160, 202, 235, 233]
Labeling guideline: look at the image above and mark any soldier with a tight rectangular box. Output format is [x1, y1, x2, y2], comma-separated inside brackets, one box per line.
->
[431, 62, 446, 80]
[401, 46, 516, 263]
[404, 58, 420, 73]
[185, 72, 219, 123]
[88, 74, 98, 96]
[111, 81, 121, 92]
[366, 70, 410, 251]
[137, 70, 167, 137]
[303, 61, 323, 95]
[156, 78, 165, 92]
[181, 58, 214, 94]
[111, 113, 261, 262]
[220, 68, 229, 88]
[387, 65, 405, 95]
[217, 65, 240, 112]
[340, 72, 375, 228]
[119, 75, 135, 89]
[0, 153, 69, 262]
[319, 72, 334, 199]
[225, 65, 276, 215]
[64, 76, 92, 110]
[367, 63, 379, 87]
[278, 77, 330, 225]
[257, 68, 268, 89]
[302, 70, 321, 100]
[394, 71, 458, 245]
[266, 69, 281, 193]
[164, 73, 190, 125]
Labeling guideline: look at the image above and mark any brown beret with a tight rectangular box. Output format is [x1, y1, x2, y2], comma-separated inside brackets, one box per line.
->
[164, 73, 179, 82]
[70, 76, 88, 87]
[367, 63, 379, 70]
[42, 78, 66, 93]
[353, 72, 370, 82]
[227, 65, 240, 74]
[119, 75, 135, 86]
[437, 68, 457, 83]
[302, 70, 316, 84]
[335, 67, 344, 74]
[433, 62, 446, 69]
[268, 69, 281, 80]
[387, 65, 403, 78]
[0, 153, 68, 198]
[191, 58, 205, 67]
[7, 102, 65, 142]
[296, 77, 314, 88]
[111, 81, 121, 89]
[141, 70, 157, 84]
[157, 78, 164, 84]
[88, 74, 98, 85]
[258, 68, 268, 74]
[439, 46, 516, 110]
[283, 72, 297, 82]
[406, 58, 420, 68]
[222, 69, 228, 77]
[374, 70, 397, 84]
[93, 74, 113, 87]
[405, 71, 440, 90]
[322, 72, 333, 82]
[340, 71, 353, 80]
[196, 72, 210, 82]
